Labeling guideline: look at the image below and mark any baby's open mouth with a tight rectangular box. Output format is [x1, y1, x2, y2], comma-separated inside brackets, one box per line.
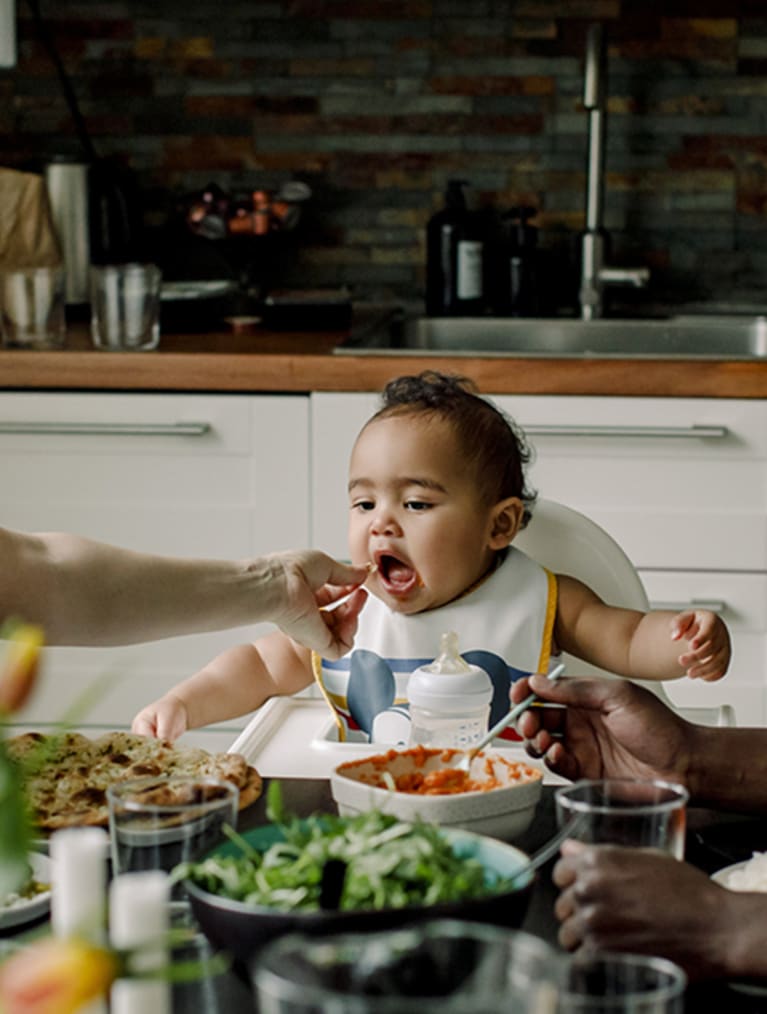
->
[375, 552, 420, 594]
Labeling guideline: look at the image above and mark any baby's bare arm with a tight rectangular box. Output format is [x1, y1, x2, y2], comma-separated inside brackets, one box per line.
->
[132, 631, 313, 738]
[555, 575, 730, 682]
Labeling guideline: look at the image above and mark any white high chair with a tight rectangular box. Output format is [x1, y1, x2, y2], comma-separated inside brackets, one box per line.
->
[514, 498, 735, 727]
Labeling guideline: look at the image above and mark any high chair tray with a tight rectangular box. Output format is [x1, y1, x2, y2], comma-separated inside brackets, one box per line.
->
[227, 696, 559, 782]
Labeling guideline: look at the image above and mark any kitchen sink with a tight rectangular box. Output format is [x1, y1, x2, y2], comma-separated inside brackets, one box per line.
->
[336, 312, 767, 360]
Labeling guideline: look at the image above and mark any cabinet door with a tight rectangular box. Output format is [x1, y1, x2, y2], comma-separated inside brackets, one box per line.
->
[311, 392, 378, 556]
[0, 392, 309, 727]
[494, 396, 767, 572]
[641, 570, 767, 725]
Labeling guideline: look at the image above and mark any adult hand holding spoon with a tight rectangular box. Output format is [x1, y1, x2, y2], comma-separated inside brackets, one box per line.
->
[455, 661, 566, 772]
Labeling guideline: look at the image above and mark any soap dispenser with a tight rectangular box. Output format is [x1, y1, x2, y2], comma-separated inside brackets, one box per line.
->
[408, 631, 493, 749]
[425, 180, 485, 316]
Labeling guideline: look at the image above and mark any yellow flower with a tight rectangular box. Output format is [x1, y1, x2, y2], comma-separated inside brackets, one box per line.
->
[0, 623, 44, 716]
[0, 936, 118, 1014]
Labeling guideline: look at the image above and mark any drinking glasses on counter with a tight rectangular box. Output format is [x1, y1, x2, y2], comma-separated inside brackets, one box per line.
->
[90, 262, 162, 350]
[0, 266, 66, 348]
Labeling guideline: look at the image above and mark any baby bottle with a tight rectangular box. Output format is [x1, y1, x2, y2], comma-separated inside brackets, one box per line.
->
[407, 631, 493, 749]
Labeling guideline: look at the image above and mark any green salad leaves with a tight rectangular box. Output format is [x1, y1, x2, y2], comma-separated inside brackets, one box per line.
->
[177, 782, 510, 913]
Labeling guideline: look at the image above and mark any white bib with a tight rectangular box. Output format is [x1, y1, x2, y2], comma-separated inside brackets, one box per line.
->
[316, 547, 558, 742]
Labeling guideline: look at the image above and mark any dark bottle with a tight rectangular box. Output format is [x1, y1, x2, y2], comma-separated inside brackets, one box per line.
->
[425, 180, 484, 316]
[497, 206, 539, 317]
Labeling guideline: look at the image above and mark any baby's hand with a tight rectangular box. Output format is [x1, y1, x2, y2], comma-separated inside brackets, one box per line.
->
[132, 694, 189, 741]
[670, 610, 731, 682]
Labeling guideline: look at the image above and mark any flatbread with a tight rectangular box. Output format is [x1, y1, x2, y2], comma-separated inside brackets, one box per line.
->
[6, 730, 262, 831]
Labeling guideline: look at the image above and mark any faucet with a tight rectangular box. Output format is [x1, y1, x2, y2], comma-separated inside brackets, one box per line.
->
[580, 24, 650, 320]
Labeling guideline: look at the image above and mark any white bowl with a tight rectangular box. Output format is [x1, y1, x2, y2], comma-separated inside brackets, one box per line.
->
[712, 855, 767, 892]
[331, 746, 543, 841]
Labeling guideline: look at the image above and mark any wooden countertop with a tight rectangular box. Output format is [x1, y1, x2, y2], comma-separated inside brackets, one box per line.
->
[2, 325, 767, 398]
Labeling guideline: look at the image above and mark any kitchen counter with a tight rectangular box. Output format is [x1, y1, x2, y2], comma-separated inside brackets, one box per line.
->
[2, 323, 767, 398]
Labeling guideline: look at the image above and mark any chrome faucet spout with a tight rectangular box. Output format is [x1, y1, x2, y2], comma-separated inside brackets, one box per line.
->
[584, 24, 606, 234]
[579, 24, 648, 321]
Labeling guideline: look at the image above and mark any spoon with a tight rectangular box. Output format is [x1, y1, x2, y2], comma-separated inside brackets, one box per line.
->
[509, 812, 583, 889]
[456, 661, 566, 772]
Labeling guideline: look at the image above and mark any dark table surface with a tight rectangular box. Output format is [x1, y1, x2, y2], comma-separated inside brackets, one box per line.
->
[7, 777, 767, 1012]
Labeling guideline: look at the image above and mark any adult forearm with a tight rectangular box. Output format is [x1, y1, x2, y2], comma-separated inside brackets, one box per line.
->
[3, 531, 275, 645]
[685, 724, 767, 812]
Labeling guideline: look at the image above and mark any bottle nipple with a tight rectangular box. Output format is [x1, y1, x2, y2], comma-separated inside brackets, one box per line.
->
[407, 631, 493, 748]
[423, 630, 472, 675]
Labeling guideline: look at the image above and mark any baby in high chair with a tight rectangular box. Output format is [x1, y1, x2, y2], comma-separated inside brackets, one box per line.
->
[132, 370, 731, 743]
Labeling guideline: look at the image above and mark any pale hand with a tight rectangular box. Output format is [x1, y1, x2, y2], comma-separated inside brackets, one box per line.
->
[671, 609, 731, 681]
[132, 694, 189, 741]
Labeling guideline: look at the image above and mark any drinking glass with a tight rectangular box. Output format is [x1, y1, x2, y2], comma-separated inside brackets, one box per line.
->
[559, 952, 687, 1013]
[90, 262, 162, 350]
[555, 778, 688, 859]
[107, 775, 238, 919]
[0, 266, 66, 348]
[252, 919, 563, 1013]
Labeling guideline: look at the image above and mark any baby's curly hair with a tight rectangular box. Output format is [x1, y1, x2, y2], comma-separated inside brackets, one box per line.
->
[369, 370, 537, 527]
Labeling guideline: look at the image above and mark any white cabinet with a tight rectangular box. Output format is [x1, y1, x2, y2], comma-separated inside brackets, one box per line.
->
[310, 392, 767, 725]
[0, 392, 310, 728]
[494, 397, 767, 574]
[311, 392, 378, 555]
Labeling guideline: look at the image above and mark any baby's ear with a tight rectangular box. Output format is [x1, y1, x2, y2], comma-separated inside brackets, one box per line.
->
[488, 497, 525, 549]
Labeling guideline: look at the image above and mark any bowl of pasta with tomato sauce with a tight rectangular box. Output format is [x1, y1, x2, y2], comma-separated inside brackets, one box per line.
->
[331, 746, 543, 841]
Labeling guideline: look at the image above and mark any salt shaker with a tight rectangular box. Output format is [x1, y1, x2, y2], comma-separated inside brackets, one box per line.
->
[110, 870, 171, 1014]
[408, 631, 492, 748]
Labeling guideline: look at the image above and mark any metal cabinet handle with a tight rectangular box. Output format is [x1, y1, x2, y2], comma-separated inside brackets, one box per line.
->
[649, 599, 727, 616]
[524, 424, 729, 439]
[0, 421, 212, 437]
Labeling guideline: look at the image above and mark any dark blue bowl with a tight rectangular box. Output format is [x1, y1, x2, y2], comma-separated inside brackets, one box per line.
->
[185, 822, 534, 969]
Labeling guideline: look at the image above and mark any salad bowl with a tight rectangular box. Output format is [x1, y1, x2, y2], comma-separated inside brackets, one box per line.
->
[183, 812, 534, 969]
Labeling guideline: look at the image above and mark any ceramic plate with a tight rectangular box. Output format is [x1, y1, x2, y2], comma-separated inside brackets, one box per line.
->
[712, 860, 743, 889]
[712, 859, 750, 889]
[711, 861, 767, 997]
[0, 853, 51, 930]
[712, 857, 767, 891]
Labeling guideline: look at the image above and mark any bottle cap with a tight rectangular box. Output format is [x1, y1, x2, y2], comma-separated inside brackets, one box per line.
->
[407, 631, 492, 714]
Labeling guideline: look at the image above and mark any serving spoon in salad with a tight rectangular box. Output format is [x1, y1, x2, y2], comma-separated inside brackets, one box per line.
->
[455, 661, 566, 773]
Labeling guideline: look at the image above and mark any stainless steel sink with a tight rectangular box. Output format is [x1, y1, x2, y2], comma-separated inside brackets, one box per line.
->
[337, 313, 767, 360]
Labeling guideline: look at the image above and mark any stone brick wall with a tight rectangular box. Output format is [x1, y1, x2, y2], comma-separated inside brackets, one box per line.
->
[4, 0, 767, 314]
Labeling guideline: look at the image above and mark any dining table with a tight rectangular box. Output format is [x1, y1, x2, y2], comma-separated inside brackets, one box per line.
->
[5, 776, 767, 1013]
